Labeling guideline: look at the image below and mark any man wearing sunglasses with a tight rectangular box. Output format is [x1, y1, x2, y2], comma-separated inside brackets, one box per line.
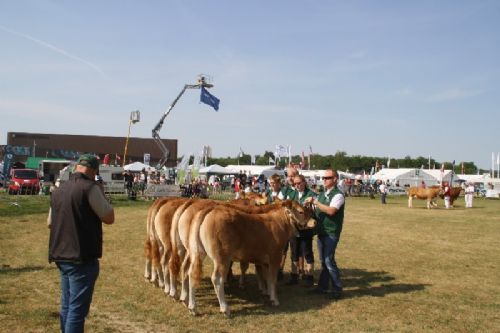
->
[306, 169, 344, 299]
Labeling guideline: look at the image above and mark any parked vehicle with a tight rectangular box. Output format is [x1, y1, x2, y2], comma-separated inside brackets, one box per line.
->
[8, 169, 40, 195]
[59, 164, 125, 194]
[38, 159, 70, 182]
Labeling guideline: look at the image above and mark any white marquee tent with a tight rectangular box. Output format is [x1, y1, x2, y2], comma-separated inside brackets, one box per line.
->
[199, 164, 239, 175]
[123, 161, 155, 172]
[372, 168, 457, 187]
[226, 165, 284, 178]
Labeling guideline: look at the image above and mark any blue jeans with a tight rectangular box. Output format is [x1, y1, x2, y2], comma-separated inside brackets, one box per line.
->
[57, 260, 99, 333]
[317, 234, 342, 293]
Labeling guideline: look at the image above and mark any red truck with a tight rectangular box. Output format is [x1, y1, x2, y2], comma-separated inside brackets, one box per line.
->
[8, 169, 41, 195]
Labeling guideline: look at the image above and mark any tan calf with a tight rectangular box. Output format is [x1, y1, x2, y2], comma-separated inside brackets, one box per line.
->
[187, 200, 315, 316]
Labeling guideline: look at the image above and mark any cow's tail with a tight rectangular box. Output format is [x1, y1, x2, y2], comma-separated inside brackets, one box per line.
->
[192, 253, 203, 287]
[169, 201, 192, 277]
[191, 208, 213, 287]
[169, 213, 182, 277]
[151, 238, 161, 269]
[144, 238, 152, 259]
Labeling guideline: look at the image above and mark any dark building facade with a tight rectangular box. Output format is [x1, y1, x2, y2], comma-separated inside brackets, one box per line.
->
[6, 132, 178, 167]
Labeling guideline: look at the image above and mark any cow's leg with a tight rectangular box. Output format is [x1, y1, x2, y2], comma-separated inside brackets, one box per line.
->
[239, 261, 249, 289]
[161, 250, 170, 294]
[211, 261, 230, 316]
[144, 260, 151, 281]
[256, 264, 269, 295]
[408, 196, 413, 208]
[187, 253, 202, 315]
[169, 247, 186, 298]
[426, 199, 431, 209]
[187, 270, 197, 315]
[179, 254, 191, 302]
[267, 264, 280, 306]
[151, 242, 164, 287]
[156, 244, 165, 288]
[144, 239, 152, 280]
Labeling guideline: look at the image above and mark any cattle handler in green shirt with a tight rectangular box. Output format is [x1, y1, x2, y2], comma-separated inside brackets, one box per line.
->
[306, 169, 344, 299]
[286, 174, 317, 286]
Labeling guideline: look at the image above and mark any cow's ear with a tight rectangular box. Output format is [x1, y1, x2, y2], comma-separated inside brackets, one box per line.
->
[284, 207, 293, 219]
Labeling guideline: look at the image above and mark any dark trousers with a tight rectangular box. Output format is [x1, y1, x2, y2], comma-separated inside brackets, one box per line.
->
[317, 234, 342, 292]
[290, 235, 314, 263]
[57, 260, 99, 333]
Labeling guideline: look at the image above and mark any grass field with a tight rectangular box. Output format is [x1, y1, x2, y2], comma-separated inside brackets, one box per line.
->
[0, 193, 499, 333]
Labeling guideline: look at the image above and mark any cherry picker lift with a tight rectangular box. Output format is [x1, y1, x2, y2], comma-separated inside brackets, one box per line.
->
[151, 75, 217, 169]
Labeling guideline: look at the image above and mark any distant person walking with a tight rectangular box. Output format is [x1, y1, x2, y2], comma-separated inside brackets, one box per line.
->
[379, 181, 387, 204]
[443, 181, 451, 209]
[48, 154, 115, 333]
[465, 182, 475, 208]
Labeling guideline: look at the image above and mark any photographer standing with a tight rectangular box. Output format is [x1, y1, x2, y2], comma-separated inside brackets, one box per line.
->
[48, 154, 114, 332]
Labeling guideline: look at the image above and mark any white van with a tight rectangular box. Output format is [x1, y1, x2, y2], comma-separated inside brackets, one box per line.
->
[58, 164, 125, 194]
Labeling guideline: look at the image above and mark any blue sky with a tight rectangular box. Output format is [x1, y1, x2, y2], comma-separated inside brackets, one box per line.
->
[1, 1, 499, 169]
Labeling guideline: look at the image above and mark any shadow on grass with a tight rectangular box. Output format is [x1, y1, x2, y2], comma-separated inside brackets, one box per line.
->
[0, 264, 48, 275]
[193, 267, 429, 317]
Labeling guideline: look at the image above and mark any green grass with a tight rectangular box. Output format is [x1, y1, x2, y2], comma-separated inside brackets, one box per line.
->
[1, 194, 499, 332]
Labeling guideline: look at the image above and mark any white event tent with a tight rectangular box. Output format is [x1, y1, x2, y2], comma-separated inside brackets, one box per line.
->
[123, 161, 155, 172]
[372, 168, 457, 187]
[226, 165, 284, 178]
[198, 164, 239, 175]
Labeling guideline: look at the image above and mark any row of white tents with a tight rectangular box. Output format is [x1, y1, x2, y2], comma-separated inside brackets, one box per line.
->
[123, 161, 500, 189]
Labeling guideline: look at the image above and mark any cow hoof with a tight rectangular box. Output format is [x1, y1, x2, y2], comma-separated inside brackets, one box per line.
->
[189, 309, 198, 316]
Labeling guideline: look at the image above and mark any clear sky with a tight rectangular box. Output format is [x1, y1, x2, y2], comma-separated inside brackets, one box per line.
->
[1, 1, 499, 169]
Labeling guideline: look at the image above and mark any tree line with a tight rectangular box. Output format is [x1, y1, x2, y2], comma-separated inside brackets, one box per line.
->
[203, 151, 483, 175]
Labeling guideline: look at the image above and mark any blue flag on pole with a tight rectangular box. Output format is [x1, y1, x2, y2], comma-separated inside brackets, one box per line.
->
[200, 87, 220, 111]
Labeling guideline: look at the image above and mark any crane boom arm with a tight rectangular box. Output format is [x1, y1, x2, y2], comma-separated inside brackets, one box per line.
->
[152, 83, 205, 169]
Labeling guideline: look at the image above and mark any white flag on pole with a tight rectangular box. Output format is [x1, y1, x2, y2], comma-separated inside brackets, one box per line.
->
[275, 145, 288, 158]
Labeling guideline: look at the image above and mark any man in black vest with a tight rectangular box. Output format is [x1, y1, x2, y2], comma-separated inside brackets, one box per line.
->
[48, 154, 114, 332]
[306, 169, 344, 299]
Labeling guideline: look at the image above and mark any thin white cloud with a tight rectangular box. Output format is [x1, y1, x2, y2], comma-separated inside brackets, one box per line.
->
[0, 25, 106, 77]
[0, 98, 90, 122]
[427, 88, 485, 102]
[349, 51, 367, 59]
[394, 88, 413, 96]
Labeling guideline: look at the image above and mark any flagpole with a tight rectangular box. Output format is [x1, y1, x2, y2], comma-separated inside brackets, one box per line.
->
[497, 152, 499, 179]
[492, 152, 495, 178]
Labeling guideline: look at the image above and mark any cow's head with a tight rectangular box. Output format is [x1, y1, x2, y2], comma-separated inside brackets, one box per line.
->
[282, 200, 316, 230]
[254, 192, 268, 206]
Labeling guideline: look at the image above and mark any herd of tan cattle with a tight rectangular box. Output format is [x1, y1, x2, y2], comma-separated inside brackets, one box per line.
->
[143, 196, 316, 316]
[143, 186, 461, 316]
